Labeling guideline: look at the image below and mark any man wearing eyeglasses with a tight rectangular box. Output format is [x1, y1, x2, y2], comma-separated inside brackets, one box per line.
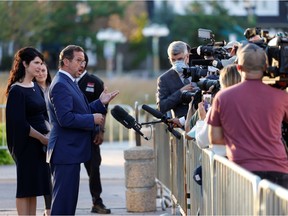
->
[47, 45, 119, 215]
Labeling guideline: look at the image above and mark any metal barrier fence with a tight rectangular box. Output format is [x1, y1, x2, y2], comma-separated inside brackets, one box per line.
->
[187, 138, 202, 215]
[201, 149, 214, 215]
[258, 180, 288, 215]
[154, 123, 171, 190]
[0, 104, 6, 150]
[170, 130, 187, 215]
[152, 123, 288, 216]
[212, 154, 260, 215]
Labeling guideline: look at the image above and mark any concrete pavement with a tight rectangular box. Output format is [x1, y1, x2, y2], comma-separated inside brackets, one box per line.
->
[0, 142, 172, 215]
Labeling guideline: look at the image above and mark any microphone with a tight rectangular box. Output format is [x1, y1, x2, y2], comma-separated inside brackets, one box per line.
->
[142, 104, 163, 119]
[111, 105, 148, 140]
[142, 104, 182, 139]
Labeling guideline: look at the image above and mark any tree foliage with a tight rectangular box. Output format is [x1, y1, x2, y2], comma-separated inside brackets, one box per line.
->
[153, 1, 247, 69]
[169, 1, 246, 47]
[0, 1, 48, 50]
[0, 1, 130, 70]
[41, 1, 128, 46]
[0, 1, 252, 71]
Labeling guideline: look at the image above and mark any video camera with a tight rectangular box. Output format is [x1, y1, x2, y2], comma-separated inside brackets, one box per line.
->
[244, 27, 288, 89]
[181, 29, 224, 101]
[183, 29, 231, 81]
[191, 28, 229, 62]
[181, 89, 202, 109]
[181, 78, 220, 110]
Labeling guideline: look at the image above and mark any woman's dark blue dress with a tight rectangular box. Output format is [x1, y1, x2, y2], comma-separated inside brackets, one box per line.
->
[6, 84, 51, 198]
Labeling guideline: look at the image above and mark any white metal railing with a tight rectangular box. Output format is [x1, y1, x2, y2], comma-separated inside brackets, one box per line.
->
[212, 154, 260, 215]
[153, 124, 288, 216]
[258, 179, 288, 215]
[0, 104, 6, 150]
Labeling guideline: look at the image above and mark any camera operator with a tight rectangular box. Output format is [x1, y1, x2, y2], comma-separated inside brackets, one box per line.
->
[211, 40, 239, 69]
[220, 41, 239, 67]
[208, 42, 288, 189]
[156, 41, 197, 127]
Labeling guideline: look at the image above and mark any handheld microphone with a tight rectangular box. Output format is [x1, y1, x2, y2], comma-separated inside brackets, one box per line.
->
[111, 105, 148, 140]
[141, 104, 182, 139]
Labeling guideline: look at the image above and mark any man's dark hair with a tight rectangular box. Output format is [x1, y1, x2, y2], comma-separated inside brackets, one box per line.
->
[84, 52, 89, 70]
[59, 45, 84, 68]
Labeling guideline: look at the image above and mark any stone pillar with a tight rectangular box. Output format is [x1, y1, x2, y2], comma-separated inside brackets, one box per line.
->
[124, 146, 156, 212]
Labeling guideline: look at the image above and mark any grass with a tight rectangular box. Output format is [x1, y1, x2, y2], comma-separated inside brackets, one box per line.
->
[0, 71, 159, 144]
[101, 75, 158, 107]
[0, 72, 158, 107]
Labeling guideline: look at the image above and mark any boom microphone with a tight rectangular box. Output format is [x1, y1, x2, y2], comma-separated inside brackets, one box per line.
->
[142, 104, 164, 119]
[141, 104, 182, 139]
[111, 105, 148, 140]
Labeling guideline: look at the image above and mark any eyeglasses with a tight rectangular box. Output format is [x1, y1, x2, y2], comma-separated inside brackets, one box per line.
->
[73, 58, 86, 66]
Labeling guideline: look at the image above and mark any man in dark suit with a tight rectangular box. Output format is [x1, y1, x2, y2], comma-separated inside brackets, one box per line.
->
[47, 45, 119, 215]
[77, 53, 111, 214]
[156, 41, 196, 127]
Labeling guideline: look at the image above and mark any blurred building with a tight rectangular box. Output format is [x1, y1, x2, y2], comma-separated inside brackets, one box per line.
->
[155, 0, 288, 32]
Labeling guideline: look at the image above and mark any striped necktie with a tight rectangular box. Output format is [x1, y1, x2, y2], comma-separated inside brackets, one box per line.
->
[74, 80, 89, 105]
[74, 80, 81, 90]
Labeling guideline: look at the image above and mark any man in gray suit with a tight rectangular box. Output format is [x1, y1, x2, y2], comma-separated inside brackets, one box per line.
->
[156, 41, 195, 127]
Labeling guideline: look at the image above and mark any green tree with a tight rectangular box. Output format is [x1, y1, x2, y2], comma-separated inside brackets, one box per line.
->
[0, 1, 130, 70]
[41, 1, 127, 46]
[41, 1, 131, 69]
[0, 1, 49, 69]
[0, 1, 48, 49]
[168, 1, 246, 48]
[142, 1, 246, 70]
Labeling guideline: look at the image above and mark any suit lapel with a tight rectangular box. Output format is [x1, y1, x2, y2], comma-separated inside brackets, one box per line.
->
[60, 73, 90, 109]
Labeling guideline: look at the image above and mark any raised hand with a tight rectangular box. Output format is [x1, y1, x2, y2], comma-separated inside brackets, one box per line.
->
[99, 87, 120, 105]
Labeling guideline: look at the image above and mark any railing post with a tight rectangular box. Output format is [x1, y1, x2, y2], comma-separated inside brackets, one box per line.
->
[135, 101, 141, 146]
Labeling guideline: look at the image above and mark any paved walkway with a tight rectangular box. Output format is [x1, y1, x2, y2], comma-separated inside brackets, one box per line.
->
[0, 142, 172, 215]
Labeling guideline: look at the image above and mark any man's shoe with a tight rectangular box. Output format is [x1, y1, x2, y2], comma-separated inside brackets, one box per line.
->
[91, 203, 111, 214]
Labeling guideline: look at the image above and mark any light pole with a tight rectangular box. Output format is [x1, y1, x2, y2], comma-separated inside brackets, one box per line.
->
[244, 0, 256, 24]
[142, 24, 169, 77]
[96, 28, 126, 77]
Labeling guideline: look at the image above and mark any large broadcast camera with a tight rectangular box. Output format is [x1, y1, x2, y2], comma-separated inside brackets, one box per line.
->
[244, 27, 288, 89]
[181, 28, 225, 107]
[183, 29, 230, 83]
[194, 28, 229, 60]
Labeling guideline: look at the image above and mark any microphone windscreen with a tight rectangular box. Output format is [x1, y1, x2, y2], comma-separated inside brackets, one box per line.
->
[111, 105, 130, 129]
[142, 104, 163, 119]
[111, 105, 135, 129]
[111, 105, 126, 120]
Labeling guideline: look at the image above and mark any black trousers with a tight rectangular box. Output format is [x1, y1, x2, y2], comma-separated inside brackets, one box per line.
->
[84, 144, 102, 205]
[252, 171, 288, 189]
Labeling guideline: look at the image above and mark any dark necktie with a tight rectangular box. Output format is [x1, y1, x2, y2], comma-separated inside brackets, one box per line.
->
[74, 80, 81, 91]
[74, 80, 89, 105]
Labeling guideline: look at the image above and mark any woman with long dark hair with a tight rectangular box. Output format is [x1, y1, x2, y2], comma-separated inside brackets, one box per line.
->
[6, 47, 51, 215]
